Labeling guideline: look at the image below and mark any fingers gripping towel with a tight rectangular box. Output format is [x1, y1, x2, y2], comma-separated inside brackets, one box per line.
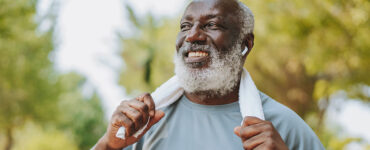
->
[116, 68, 265, 139]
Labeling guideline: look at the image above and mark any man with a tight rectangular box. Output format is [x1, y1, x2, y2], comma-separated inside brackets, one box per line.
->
[94, 0, 325, 149]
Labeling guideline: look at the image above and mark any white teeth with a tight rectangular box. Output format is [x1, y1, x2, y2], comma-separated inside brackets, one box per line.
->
[199, 52, 208, 56]
[189, 52, 194, 57]
[188, 51, 208, 57]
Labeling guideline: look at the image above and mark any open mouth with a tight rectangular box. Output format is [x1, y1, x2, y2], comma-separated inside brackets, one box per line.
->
[184, 50, 210, 67]
[187, 51, 209, 57]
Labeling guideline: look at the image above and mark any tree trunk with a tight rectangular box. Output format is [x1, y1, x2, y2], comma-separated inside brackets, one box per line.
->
[316, 96, 329, 133]
[5, 127, 13, 150]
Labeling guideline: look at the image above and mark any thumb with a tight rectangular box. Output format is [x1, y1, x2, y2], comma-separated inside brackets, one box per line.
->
[147, 110, 165, 128]
[234, 126, 241, 137]
[134, 110, 165, 140]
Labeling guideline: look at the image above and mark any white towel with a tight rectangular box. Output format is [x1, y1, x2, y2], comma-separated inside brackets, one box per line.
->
[116, 68, 265, 139]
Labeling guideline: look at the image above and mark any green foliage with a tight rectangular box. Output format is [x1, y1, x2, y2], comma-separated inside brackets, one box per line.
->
[56, 74, 107, 150]
[12, 122, 79, 150]
[0, 0, 106, 149]
[242, 0, 370, 117]
[0, 0, 58, 131]
[119, 6, 179, 95]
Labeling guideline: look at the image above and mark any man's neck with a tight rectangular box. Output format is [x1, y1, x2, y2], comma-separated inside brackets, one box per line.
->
[184, 84, 240, 105]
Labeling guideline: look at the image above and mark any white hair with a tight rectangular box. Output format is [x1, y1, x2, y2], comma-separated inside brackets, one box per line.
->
[237, 1, 255, 37]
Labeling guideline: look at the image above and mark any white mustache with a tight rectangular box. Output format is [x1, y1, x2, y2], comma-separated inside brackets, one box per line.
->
[178, 43, 212, 57]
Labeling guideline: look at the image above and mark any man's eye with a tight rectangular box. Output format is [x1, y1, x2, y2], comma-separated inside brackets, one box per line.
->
[205, 22, 218, 29]
[181, 24, 191, 31]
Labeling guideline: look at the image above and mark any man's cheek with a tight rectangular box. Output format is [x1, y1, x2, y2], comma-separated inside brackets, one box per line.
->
[175, 35, 186, 51]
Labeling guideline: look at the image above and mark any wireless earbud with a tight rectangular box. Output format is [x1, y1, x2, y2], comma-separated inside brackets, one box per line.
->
[242, 46, 249, 56]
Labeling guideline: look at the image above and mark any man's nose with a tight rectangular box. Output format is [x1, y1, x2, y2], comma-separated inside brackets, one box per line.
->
[185, 26, 206, 43]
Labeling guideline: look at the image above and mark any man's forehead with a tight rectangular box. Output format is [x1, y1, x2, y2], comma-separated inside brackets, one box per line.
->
[182, 0, 240, 21]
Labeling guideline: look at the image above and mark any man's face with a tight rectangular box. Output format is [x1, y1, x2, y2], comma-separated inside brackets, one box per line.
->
[176, 0, 242, 68]
[174, 0, 245, 96]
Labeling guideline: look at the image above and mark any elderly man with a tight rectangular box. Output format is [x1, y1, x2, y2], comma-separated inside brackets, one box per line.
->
[94, 0, 324, 149]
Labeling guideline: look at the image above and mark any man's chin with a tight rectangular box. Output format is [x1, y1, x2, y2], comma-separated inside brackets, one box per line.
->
[187, 89, 222, 96]
[184, 62, 209, 69]
[184, 86, 235, 98]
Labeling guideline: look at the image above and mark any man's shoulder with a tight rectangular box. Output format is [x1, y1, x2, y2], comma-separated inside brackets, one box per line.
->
[259, 91, 313, 132]
[259, 92, 304, 124]
[259, 92, 324, 150]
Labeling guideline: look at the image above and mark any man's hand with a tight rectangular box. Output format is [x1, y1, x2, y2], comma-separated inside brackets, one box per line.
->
[234, 116, 288, 150]
[95, 93, 165, 150]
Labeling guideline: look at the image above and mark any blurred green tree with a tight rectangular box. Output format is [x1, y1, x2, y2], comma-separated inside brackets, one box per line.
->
[119, 5, 178, 95]
[241, 0, 369, 121]
[12, 122, 79, 150]
[0, 0, 59, 149]
[0, 0, 106, 149]
[119, 0, 369, 149]
[56, 73, 106, 150]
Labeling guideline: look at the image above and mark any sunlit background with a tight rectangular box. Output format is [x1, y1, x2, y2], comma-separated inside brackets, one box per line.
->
[0, 0, 369, 149]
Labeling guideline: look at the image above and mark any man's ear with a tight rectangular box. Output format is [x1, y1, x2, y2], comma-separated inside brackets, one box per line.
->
[245, 33, 254, 50]
[242, 33, 254, 57]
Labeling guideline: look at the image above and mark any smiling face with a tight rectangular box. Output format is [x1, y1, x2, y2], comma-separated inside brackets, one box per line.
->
[174, 0, 246, 96]
[176, 0, 242, 67]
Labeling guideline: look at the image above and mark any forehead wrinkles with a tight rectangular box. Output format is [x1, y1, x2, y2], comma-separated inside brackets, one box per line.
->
[182, 1, 240, 21]
[182, 3, 217, 21]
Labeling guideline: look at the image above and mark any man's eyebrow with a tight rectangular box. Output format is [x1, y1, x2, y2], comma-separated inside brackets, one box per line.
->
[182, 14, 223, 22]
[204, 14, 220, 20]
[183, 15, 193, 22]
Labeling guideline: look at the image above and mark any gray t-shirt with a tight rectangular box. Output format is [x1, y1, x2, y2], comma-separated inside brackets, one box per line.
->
[124, 92, 324, 150]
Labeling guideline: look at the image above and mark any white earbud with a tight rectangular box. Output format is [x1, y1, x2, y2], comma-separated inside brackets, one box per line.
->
[242, 46, 249, 56]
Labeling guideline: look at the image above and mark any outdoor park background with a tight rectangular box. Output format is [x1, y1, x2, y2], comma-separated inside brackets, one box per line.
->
[0, 0, 369, 149]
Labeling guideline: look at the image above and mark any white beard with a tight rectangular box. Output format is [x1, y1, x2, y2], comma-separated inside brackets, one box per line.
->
[174, 42, 244, 97]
